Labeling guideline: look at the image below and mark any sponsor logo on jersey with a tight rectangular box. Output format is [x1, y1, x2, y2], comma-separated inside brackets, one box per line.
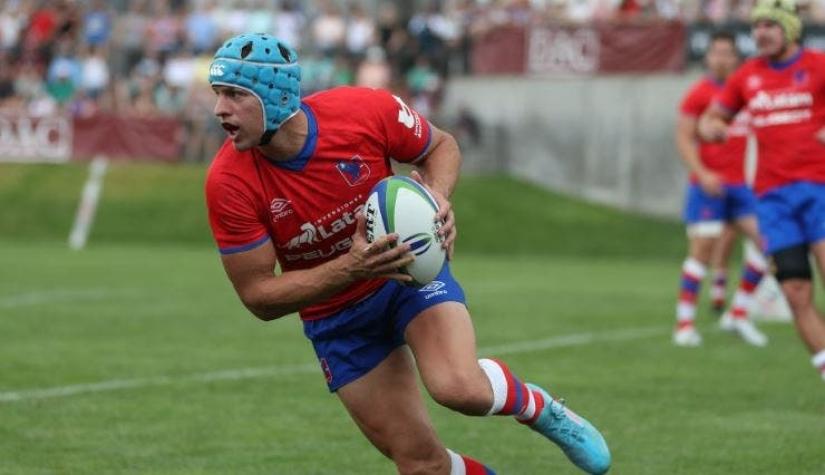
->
[270, 198, 293, 221]
[336, 155, 370, 187]
[748, 90, 813, 111]
[281, 204, 365, 261]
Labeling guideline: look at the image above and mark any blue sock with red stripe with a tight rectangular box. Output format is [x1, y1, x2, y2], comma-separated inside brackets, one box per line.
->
[447, 449, 496, 475]
[478, 358, 545, 425]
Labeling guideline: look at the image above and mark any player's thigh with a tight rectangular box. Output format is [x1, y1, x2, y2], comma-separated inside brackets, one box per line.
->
[336, 346, 444, 461]
[404, 302, 491, 414]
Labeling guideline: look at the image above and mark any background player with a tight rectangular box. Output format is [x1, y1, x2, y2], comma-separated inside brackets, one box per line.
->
[205, 34, 611, 473]
[700, 0, 825, 380]
[673, 31, 768, 347]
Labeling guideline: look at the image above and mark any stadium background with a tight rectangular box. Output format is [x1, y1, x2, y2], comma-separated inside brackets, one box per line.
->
[1, 1, 824, 474]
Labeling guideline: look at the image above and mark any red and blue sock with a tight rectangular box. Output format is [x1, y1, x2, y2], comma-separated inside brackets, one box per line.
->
[676, 257, 706, 329]
[478, 358, 545, 425]
[447, 449, 496, 475]
[730, 258, 765, 320]
[710, 269, 727, 311]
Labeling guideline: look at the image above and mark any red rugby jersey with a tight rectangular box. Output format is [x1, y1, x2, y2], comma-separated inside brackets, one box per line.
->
[716, 48, 825, 194]
[206, 87, 432, 320]
[680, 76, 748, 185]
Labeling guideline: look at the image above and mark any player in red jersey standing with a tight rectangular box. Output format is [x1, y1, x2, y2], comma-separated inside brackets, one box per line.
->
[673, 31, 768, 347]
[204, 34, 611, 474]
[700, 0, 825, 380]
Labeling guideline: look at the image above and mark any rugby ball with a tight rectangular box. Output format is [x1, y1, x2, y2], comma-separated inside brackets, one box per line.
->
[364, 176, 445, 286]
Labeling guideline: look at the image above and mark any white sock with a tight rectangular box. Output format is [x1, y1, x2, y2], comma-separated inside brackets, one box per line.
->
[811, 350, 825, 380]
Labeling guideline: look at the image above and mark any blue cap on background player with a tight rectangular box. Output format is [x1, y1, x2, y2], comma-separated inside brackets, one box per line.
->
[208, 33, 302, 145]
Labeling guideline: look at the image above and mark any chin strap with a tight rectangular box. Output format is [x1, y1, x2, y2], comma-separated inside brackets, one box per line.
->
[258, 129, 277, 146]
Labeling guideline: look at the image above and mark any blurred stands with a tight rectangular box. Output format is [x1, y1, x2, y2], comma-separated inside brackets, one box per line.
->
[2, 0, 825, 163]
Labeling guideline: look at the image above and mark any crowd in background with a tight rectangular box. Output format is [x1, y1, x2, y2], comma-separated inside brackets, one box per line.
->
[2, 0, 825, 161]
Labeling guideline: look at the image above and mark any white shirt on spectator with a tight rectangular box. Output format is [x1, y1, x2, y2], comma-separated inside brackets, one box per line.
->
[81, 53, 110, 92]
[346, 15, 375, 54]
[313, 11, 346, 52]
[164, 55, 196, 90]
[275, 9, 304, 50]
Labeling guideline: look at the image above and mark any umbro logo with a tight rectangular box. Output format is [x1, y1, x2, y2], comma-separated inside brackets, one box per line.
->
[270, 198, 293, 222]
[419, 281, 445, 293]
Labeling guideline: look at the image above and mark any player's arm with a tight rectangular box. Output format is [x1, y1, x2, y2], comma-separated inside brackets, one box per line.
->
[697, 102, 734, 143]
[411, 124, 461, 259]
[220, 215, 413, 321]
[675, 114, 723, 196]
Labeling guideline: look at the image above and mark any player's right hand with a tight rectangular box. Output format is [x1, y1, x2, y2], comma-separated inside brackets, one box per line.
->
[698, 170, 724, 197]
[343, 212, 414, 283]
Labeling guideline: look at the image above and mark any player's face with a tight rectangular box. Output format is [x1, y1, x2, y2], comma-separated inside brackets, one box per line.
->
[212, 85, 264, 151]
[705, 39, 739, 80]
[752, 19, 787, 58]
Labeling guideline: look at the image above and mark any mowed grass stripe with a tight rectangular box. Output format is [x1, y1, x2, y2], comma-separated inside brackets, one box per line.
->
[0, 326, 664, 403]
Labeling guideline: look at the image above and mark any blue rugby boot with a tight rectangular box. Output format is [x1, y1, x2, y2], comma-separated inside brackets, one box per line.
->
[525, 383, 611, 474]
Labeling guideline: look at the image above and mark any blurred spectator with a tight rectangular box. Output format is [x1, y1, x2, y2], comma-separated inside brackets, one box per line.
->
[273, 0, 305, 51]
[83, 0, 113, 48]
[346, 2, 375, 59]
[0, 2, 26, 53]
[145, 1, 181, 56]
[312, 0, 346, 57]
[80, 45, 109, 99]
[246, 0, 274, 36]
[185, 0, 218, 54]
[356, 45, 391, 89]
[0, 55, 15, 103]
[112, 0, 149, 76]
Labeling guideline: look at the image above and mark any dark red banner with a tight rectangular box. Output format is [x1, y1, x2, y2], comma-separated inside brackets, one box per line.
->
[0, 114, 183, 163]
[472, 21, 686, 75]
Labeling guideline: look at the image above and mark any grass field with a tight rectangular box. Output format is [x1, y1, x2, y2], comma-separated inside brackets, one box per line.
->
[1, 163, 824, 474]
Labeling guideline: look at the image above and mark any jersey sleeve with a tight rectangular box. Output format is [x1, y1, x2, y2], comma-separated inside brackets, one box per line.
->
[679, 84, 707, 118]
[205, 171, 270, 255]
[715, 67, 746, 115]
[373, 90, 433, 164]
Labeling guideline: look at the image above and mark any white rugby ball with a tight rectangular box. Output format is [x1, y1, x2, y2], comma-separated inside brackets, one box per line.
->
[364, 176, 445, 286]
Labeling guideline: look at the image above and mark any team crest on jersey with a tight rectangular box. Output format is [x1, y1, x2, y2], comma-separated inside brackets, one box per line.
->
[794, 69, 809, 86]
[336, 155, 370, 186]
[746, 75, 762, 91]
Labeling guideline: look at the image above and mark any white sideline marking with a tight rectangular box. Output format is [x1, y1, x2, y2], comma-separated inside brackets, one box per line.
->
[0, 326, 664, 403]
[0, 289, 132, 309]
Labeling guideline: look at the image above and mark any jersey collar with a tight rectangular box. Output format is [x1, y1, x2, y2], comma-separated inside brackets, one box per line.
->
[768, 47, 804, 71]
[264, 102, 318, 172]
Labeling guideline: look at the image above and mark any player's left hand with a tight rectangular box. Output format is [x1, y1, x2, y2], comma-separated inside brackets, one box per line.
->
[410, 170, 456, 260]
